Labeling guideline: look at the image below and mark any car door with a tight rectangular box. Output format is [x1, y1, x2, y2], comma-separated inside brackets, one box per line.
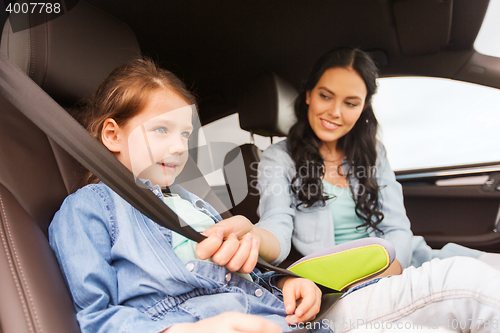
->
[399, 165, 500, 252]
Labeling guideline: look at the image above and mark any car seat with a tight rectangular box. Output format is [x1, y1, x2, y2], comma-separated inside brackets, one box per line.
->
[223, 73, 297, 224]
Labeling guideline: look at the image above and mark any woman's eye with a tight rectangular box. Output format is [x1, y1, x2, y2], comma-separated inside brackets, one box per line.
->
[346, 102, 358, 108]
[320, 93, 330, 100]
[154, 127, 168, 134]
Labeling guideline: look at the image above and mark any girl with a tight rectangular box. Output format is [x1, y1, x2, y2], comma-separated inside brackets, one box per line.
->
[255, 47, 499, 270]
[49, 58, 321, 333]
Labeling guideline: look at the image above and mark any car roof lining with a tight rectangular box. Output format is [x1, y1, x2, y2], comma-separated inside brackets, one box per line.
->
[79, 0, 498, 125]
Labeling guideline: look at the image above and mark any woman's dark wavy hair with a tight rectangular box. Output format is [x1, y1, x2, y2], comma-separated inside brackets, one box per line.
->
[287, 46, 384, 233]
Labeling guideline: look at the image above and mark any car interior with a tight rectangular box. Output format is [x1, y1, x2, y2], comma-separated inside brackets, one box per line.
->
[1, 1, 500, 332]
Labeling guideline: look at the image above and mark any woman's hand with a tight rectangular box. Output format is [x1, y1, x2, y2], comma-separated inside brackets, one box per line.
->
[199, 216, 281, 265]
[277, 277, 322, 325]
[202, 215, 255, 239]
[196, 217, 260, 273]
[164, 312, 283, 333]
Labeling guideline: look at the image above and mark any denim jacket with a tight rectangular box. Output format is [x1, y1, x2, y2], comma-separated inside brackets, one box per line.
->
[49, 182, 293, 333]
[255, 140, 414, 268]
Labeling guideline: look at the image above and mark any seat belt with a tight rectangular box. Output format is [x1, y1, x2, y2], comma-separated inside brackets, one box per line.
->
[0, 51, 298, 278]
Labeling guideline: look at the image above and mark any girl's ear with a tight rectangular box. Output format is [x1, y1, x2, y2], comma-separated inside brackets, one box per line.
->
[101, 118, 122, 153]
[305, 90, 311, 105]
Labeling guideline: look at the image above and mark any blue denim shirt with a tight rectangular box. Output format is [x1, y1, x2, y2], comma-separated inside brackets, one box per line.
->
[49, 182, 293, 333]
[255, 140, 414, 268]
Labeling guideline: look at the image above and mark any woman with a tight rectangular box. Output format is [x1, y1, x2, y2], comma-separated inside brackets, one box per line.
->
[255, 47, 495, 270]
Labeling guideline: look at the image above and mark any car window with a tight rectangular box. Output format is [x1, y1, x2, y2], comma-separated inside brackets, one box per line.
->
[197, 113, 285, 186]
[373, 77, 500, 171]
[474, 0, 500, 58]
[201, 77, 500, 177]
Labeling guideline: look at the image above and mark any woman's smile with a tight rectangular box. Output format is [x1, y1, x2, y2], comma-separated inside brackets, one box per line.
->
[320, 118, 341, 130]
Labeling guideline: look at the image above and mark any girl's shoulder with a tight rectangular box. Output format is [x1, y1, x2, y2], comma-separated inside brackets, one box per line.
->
[70, 182, 114, 201]
[57, 183, 119, 217]
[49, 184, 116, 238]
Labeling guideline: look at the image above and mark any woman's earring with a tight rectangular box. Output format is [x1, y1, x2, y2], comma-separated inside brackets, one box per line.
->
[365, 119, 369, 123]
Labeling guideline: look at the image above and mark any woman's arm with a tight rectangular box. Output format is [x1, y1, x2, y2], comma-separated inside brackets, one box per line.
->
[372, 142, 414, 269]
[254, 142, 297, 265]
[202, 143, 295, 265]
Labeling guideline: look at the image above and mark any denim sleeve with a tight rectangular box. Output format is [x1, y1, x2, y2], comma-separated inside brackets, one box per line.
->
[49, 188, 171, 333]
[373, 143, 413, 269]
[251, 270, 287, 299]
[255, 143, 296, 265]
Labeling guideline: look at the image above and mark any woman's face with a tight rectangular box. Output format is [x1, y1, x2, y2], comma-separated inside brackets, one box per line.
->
[306, 67, 367, 150]
[108, 89, 193, 187]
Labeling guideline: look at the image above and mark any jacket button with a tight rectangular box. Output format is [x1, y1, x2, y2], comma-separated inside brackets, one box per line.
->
[225, 273, 232, 282]
[255, 289, 263, 297]
[186, 263, 195, 272]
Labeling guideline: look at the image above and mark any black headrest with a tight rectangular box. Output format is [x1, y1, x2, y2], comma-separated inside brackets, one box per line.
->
[238, 73, 298, 137]
[1, 2, 141, 106]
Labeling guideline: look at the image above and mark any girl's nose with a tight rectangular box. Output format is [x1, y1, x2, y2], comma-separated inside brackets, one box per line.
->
[168, 135, 188, 155]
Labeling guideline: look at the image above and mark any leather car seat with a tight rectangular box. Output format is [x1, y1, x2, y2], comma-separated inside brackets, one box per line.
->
[0, 3, 141, 332]
[223, 73, 297, 223]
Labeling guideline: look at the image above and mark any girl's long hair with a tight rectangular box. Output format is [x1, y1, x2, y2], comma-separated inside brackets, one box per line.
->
[287, 47, 384, 233]
[81, 58, 196, 184]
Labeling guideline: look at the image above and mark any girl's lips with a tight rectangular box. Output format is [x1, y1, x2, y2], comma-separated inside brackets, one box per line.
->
[158, 162, 178, 172]
[320, 118, 341, 130]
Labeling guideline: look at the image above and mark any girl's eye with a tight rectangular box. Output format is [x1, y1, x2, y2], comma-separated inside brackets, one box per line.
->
[181, 131, 191, 139]
[154, 127, 168, 134]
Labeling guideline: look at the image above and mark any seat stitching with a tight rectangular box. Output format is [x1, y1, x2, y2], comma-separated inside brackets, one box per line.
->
[0, 193, 35, 333]
[0, 193, 41, 333]
[29, 16, 35, 78]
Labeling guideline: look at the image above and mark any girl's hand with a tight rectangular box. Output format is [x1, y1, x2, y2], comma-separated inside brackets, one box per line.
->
[196, 219, 260, 274]
[164, 312, 283, 333]
[277, 277, 322, 325]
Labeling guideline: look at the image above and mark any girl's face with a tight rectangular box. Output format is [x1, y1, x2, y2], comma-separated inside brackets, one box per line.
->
[306, 67, 367, 151]
[103, 89, 193, 187]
